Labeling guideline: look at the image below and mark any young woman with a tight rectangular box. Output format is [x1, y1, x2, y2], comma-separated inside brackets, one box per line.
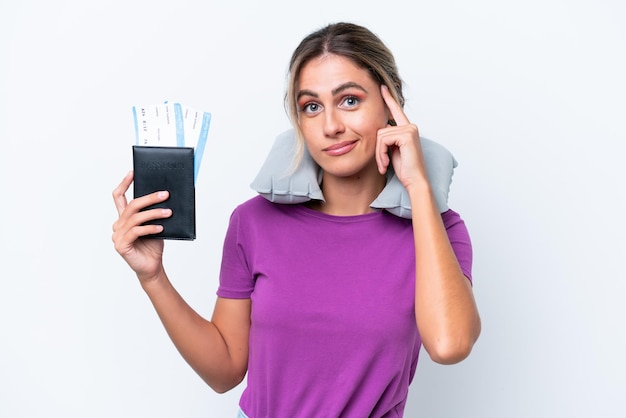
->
[112, 22, 480, 418]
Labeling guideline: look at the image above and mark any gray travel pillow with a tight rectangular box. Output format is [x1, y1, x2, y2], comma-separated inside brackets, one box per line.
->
[250, 129, 457, 218]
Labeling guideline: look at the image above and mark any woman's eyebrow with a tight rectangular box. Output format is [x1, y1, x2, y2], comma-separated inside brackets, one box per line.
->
[296, 82, 368, 101]
[332, 82, 367, 96]
[296, 89, 318, 101]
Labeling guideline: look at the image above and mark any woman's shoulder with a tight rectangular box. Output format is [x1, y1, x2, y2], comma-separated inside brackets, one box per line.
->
[440, 208, 467, 229]
[231, 195, 298, 221]
[234, 194, 288, 213]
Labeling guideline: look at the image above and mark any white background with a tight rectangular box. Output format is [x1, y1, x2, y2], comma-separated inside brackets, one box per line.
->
[1, 0, 624, 417]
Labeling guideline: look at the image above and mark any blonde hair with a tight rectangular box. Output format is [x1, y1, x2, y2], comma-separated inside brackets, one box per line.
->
[284, 22, 405, 166]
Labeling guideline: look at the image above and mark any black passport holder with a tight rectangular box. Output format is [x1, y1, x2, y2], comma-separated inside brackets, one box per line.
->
[132, 146, 196, 240]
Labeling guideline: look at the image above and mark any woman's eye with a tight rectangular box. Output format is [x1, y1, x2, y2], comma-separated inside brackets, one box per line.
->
[342, 96, 360, 108]
[302, 102, 321, 113]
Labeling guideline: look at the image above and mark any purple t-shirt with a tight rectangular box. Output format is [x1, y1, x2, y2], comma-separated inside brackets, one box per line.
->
[217, 196, 472, 418]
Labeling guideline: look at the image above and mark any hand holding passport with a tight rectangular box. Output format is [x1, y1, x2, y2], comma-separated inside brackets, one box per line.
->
[132, 102, 211, 240]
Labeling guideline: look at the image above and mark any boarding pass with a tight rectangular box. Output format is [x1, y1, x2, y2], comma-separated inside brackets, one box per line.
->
[132, 101, 211, 183]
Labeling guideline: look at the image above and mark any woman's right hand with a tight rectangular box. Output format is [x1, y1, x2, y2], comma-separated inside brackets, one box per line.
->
[112, 171, 172, 284]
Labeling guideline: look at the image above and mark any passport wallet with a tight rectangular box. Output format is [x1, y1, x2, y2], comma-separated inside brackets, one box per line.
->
[133, 146, 196, 240]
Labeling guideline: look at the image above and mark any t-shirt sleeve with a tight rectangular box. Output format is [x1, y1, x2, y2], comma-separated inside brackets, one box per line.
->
[216, 207, 255, 299]
[441, 209, 474, 284]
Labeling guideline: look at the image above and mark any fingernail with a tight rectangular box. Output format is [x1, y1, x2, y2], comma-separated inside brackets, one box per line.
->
[157, 191, 168, 198]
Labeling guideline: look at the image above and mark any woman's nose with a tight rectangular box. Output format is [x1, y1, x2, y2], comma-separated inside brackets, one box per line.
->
[323, 109, 345, 137]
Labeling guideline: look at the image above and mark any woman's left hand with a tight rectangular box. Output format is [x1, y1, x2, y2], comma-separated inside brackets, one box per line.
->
[376, 85, 429, 191]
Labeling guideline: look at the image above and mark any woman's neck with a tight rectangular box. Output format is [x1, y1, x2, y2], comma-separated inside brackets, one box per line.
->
[309, 167, 387, 216]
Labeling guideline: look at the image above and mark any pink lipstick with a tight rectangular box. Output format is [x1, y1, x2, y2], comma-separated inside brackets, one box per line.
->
[323, 140, 358, 156]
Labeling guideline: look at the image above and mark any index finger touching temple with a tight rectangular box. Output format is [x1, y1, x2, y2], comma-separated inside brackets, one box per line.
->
[381, 85, 410, 126]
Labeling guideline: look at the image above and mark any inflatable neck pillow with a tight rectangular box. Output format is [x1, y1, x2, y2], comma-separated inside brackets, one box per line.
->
[250, 129, 457, 218]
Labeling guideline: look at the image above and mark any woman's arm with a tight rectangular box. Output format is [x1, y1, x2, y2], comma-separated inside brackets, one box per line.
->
[142, 276, 250, 392]
[377, 86, 481, 364]
[112, 172, 250, 392]
[407, 183, 481, 364]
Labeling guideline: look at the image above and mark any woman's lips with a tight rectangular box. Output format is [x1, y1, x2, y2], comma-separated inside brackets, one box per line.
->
[323, 140, 358, 156]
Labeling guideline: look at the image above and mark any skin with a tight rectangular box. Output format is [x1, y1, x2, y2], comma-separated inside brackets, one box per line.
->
[296, 54, 389, 215]
[111, 52, 481, 394]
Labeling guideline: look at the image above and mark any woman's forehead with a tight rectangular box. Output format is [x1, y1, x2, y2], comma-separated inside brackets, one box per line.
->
[297, 54, 375, 92]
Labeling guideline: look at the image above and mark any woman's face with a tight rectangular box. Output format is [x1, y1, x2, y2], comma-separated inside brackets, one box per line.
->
[296, 54, 390, 179]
